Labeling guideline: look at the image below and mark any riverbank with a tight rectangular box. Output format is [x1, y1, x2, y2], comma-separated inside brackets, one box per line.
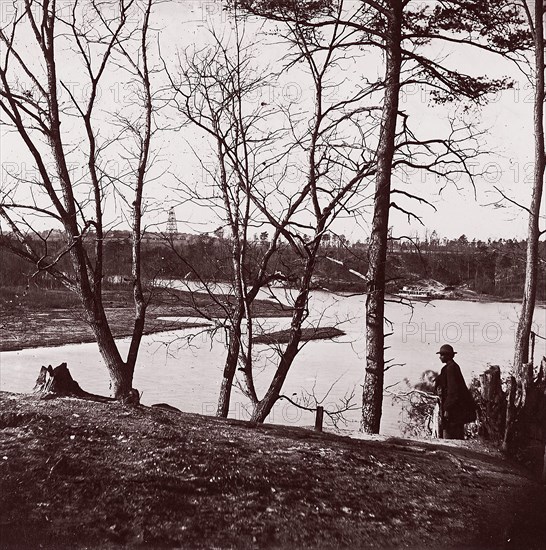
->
[388, 279, 527, 303]
[1, 392, 545, 549]
[0, 286, 293, 353]
[320, 279, 534, 304]
[2, 283, 541, 354]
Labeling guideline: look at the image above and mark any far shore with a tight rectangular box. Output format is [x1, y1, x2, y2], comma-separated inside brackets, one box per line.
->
[1, 284, 542, 354]
[0, 286, 291, 353]
[0, 286, 340, 354]
[385, 291, 539, 304]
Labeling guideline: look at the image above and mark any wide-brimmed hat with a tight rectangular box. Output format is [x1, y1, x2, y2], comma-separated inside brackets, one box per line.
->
[436, 344, 456, 355]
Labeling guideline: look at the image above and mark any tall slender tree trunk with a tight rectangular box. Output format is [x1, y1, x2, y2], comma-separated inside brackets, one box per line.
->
[249, 333, 301, 422]
[249, 287, 309, 423]
[513, 0, 545, 372]
[217, 307, 244, 417]
[361, 2, 402, 434]
[249, 243, 321, 424]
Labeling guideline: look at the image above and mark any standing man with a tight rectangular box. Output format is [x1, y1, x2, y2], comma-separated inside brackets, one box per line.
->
[434, 344, 476, 439]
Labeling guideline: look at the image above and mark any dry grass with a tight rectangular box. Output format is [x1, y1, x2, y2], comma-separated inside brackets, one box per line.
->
[1, 392, 545, 549]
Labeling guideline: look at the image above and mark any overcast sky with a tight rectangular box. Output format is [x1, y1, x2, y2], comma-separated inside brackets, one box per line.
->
[0, 0, 543, 242]
[158, 0, 543, 242]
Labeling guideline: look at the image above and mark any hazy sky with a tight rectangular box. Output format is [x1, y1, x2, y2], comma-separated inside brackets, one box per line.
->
[159, 0, 543, 242]
[0, 0, 543, 242]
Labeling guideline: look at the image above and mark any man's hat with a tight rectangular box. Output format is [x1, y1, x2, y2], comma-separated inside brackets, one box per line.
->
[436, 344, 456, 355]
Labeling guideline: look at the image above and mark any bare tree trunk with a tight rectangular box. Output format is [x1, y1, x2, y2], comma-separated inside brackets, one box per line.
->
[84, 301, 134, 398]
[513, 0, 545, 371]
[361, 2, 403, 434]
[249, 285, 310, 423]
[215, 111, 249, 416]
[249, 334, 301, 423]
[217, 307, 244, 417]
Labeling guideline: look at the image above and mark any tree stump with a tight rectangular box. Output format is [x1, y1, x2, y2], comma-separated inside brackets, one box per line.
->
[33, 364, 138, 405]
[34, 363, 88, 398]
[477, 365, 506, 443]
[503, 358, 546, 477]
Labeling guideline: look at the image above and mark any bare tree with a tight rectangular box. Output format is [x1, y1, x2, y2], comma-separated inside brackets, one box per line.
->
[163, 20, 291, 416]
[244, 10, 379, 423]
[0, 0, 159, 399]
[240, 0, 529, 432]
[490, 0, 546, 458]
[166, 7, 377, 422]
[512, 0, 546, 371]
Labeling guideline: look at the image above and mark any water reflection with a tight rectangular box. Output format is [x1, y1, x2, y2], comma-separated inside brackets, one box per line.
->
[1, 287, 544, 437]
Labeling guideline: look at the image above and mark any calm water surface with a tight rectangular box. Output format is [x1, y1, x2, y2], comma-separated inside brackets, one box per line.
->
[1, 287, 545, 436]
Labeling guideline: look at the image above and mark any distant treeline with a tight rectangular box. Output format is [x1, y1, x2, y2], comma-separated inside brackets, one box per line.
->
[387, 237, 545, 299]
[1, 232, 544, 300]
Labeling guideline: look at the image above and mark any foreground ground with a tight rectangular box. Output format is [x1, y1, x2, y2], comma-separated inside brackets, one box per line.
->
[0, 393, 545, 549]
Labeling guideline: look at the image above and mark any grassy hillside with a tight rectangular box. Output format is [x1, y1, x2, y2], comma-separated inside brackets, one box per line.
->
[1, 393, 545, 549]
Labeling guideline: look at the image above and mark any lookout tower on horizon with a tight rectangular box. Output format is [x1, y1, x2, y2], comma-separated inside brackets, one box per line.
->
[166, 208, 178, 234]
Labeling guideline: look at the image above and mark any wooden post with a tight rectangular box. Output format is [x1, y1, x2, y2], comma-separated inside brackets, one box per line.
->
[315, 406, 324, 432]
[530, 332, 536, 368]
[502, 375, 517, 453]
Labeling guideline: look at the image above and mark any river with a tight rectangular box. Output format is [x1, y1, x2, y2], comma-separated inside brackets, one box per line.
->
[0, 286, 545, 436]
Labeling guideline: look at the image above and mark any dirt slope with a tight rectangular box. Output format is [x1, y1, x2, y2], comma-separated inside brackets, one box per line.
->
[0, 392, 545, 549]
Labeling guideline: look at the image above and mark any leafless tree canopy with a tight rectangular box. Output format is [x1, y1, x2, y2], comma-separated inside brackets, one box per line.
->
[0, 1, 542, 431]
[0, 0, 160, 398]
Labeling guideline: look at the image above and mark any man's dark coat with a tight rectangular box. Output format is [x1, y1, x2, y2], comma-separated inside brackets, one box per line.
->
[435, 359, 476, 424]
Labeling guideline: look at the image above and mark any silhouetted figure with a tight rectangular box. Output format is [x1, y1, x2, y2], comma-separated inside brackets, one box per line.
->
[434, 344, 476, 439]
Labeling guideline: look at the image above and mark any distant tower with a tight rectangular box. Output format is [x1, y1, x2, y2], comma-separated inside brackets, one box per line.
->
[166, 208, 178, 234]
